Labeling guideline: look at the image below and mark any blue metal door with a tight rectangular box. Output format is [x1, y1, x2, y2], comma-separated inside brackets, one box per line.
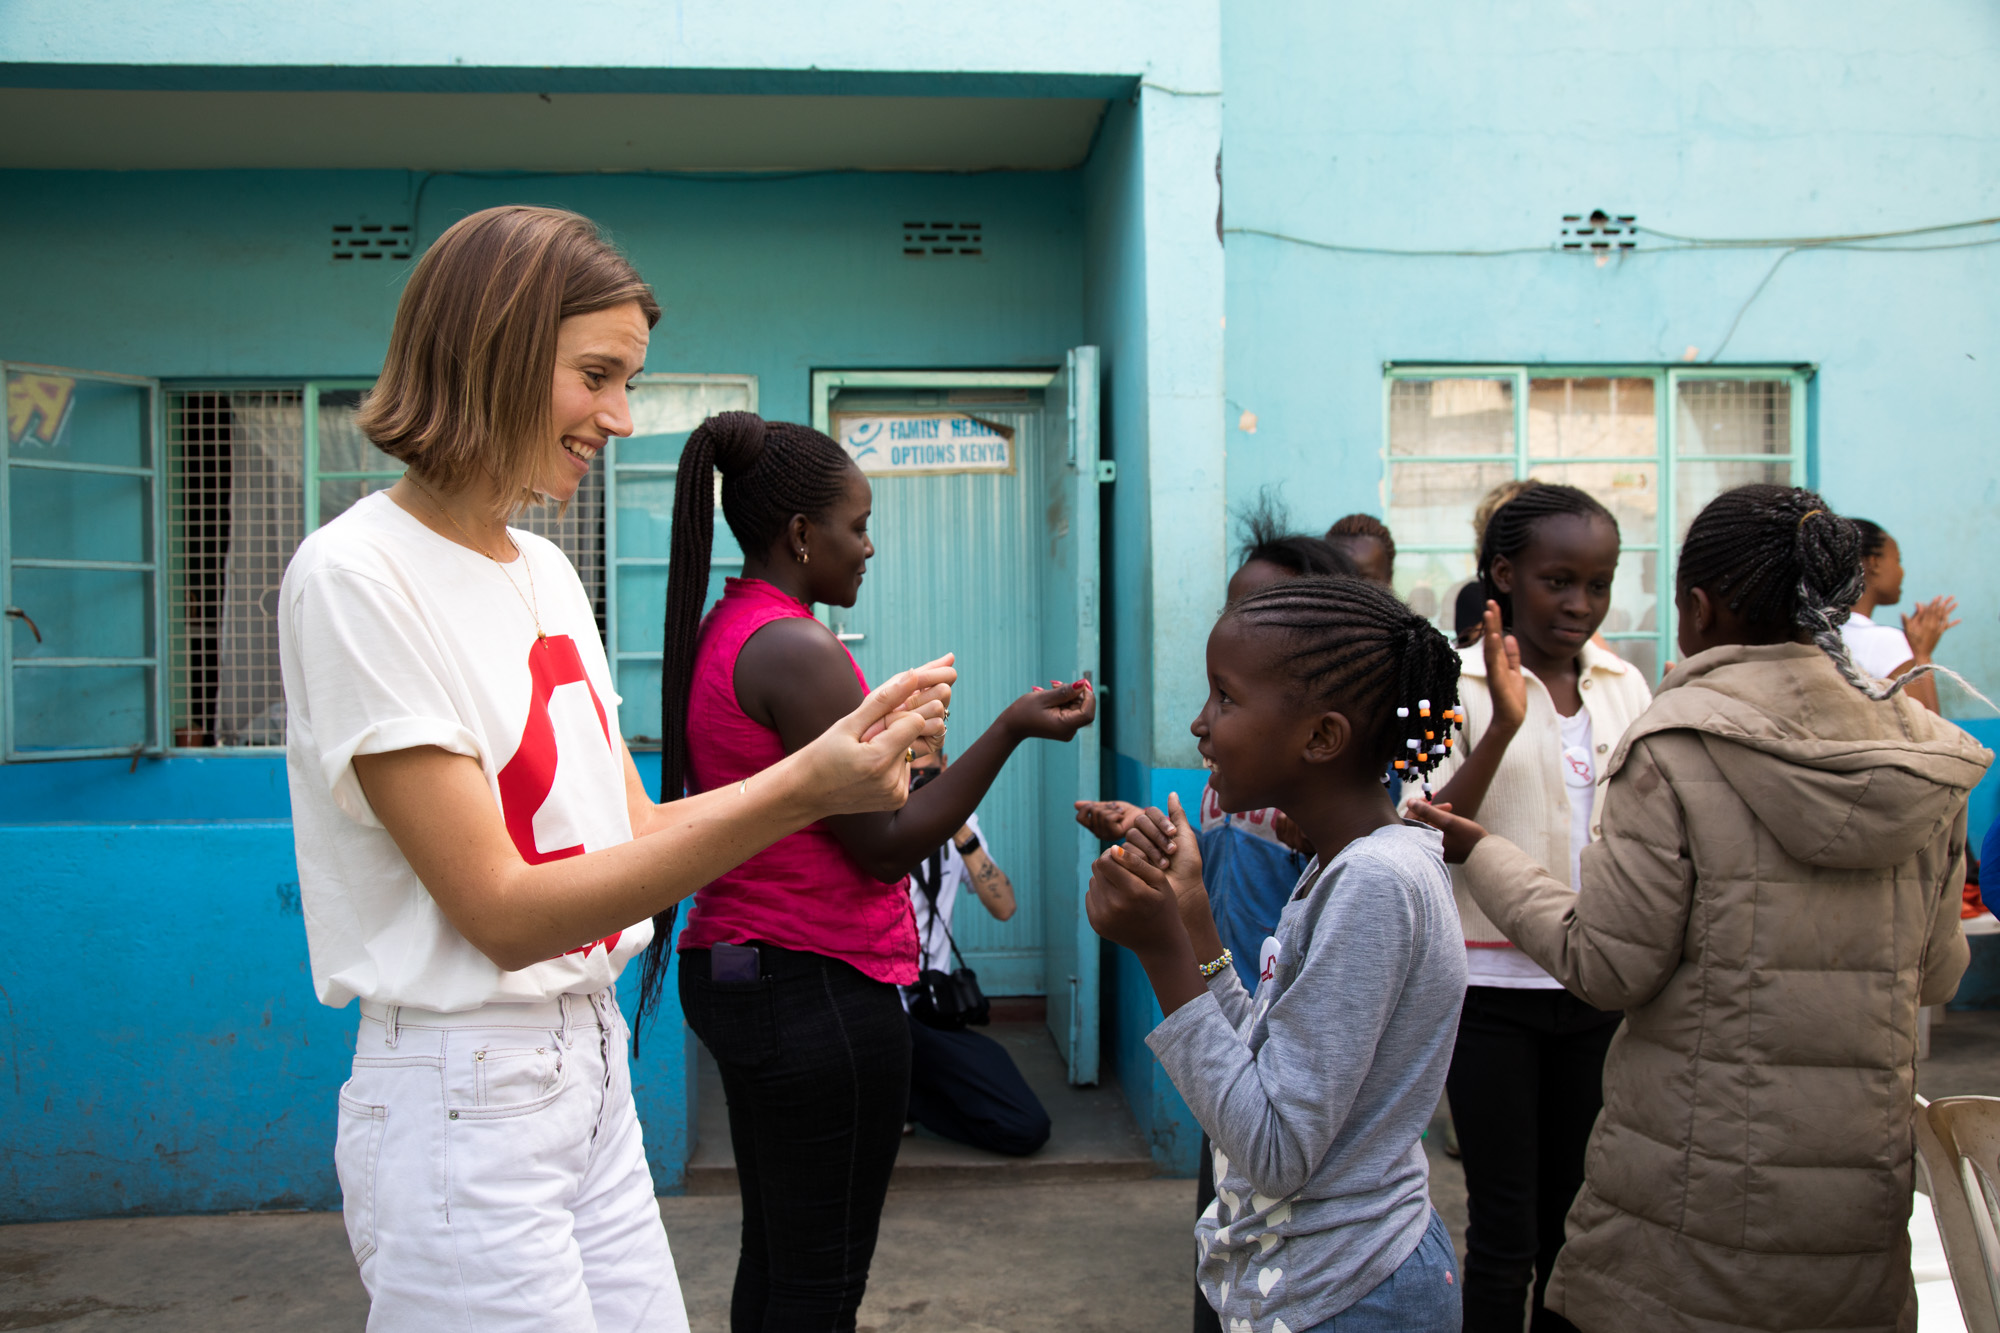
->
[818, 350, 1102, 1081]
[1035, 348, 1101, 1084]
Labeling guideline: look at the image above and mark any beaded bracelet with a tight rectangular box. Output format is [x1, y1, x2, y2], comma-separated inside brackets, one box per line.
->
[1198, 949, 1233, 980]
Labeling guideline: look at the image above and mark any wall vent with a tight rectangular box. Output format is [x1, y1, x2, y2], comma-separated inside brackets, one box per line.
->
[902, 221, 983, 258]
[331, 221, 414, 262]
[1560, 210, 1637, 251]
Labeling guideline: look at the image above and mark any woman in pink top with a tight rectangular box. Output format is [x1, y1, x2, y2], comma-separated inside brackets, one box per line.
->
[643, 411, 1095, 1331]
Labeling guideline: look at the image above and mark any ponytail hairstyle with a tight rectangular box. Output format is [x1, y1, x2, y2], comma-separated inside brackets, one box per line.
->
[630, 411, 858, 1048]
[1673, 483, 1981, 705]
[1229, 575, 1465, 797]
[1476, 481, 1619, 627]
[1236, 492, 1358, 581]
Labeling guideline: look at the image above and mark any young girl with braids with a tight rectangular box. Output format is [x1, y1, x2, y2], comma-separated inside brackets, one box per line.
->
[1417, 481, 1650, 1333]
[1089, 574, 1469, 1333]
[652, 411, 1094, 1332]
[1414, 485, 1991, 1333]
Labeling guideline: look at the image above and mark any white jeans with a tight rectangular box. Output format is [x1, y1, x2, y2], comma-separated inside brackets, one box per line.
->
[336, 989, 689, 1332]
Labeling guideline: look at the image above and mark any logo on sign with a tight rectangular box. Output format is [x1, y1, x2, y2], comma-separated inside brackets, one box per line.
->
[832, 411, 1015, 476]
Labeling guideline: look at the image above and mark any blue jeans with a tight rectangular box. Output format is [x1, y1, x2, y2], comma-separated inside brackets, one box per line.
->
[1301, 1209, 1460, 1333]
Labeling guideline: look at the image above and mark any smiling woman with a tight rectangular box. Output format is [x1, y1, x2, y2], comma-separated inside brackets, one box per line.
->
[275, 206, 951, 1332]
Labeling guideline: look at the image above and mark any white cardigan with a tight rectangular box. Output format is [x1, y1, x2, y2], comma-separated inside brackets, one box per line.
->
[1415, 638, 1653, 945]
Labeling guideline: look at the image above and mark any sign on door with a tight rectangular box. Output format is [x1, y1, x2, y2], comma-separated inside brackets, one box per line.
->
[832, 411, 1014, 476]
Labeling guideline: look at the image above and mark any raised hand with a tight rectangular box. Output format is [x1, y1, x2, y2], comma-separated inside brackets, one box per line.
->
[1480, 600, 1527, 736]
[1903, 596, 1961, 661]
[1085, 844, 1188, 958]
[1406, 800, 1489, 864]
[1152, 792, 1214, 940]
[1002, 679, 1097, 742]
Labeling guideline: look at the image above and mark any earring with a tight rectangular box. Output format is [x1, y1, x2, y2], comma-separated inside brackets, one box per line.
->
[796, 546, 810, 565]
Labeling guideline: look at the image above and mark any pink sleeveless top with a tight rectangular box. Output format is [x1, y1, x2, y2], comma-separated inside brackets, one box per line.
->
[677, 578, 918, 984]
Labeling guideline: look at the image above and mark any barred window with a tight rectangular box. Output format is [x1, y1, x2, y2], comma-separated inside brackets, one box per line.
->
[160, 379, 720, 750]
[1384, 367, 1808, 680]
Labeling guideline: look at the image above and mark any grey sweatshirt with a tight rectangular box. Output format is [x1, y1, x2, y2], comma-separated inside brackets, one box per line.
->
[1147, 822, 1466, 1331]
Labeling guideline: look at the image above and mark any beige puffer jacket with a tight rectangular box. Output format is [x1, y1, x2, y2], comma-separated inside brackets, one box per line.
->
[1462, 643, 1991, 1333]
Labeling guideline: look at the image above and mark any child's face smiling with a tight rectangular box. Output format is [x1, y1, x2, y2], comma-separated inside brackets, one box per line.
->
[1192, 614, 1312, 814]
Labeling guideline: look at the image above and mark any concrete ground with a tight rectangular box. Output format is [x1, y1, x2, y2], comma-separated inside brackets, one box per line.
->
[3, 1010, 1993, 1331]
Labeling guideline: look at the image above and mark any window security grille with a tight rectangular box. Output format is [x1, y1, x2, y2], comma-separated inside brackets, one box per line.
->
[902, 221, 983, 257]
[168, 390, 303, 748]
[166, 387, 606, 748]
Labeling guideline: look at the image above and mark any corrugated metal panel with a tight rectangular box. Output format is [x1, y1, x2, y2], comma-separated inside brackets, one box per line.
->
[833, 401, 1046, 994]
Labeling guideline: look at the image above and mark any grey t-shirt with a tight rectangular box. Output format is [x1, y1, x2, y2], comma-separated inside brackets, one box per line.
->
[1147, 822, 1466, 1330]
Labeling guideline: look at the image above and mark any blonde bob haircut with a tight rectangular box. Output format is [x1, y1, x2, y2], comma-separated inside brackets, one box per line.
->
[358, 206, 661, 509]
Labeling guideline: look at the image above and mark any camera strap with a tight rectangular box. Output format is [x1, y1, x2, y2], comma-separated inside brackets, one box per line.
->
[911, 846, 973, 973]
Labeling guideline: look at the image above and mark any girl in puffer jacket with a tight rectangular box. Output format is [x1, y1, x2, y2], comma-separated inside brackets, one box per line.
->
[1414, 484, 1992, 1333]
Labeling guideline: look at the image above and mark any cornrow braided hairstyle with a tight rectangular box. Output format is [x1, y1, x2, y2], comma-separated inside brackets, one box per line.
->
[1673, 483, 1923, 701]
[1237, 494, 1358, 580]
[1477, 481, 1618, 627]
[631, 410, 857, 1049]
[1230, 575, 1465, 796]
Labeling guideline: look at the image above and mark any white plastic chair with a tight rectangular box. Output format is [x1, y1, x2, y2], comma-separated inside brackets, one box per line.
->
[1916, 1094, 2000, 1333]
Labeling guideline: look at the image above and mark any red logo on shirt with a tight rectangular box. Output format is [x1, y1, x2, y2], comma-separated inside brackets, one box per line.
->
[495, 634, 620, 959]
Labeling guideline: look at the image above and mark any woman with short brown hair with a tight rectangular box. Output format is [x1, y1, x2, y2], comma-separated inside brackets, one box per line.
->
[278, 205, 951, 1331]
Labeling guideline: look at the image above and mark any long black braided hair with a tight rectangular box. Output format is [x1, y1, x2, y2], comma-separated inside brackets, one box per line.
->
[1229, 575, 1465, 794]
[631, 410, 857, 1048]
[1671, 483, 1922, 700]
[1477, 481, 1619, 628]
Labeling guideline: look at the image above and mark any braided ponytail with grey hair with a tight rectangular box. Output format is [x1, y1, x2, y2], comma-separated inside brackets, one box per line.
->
[1676, 484, 1987, 706]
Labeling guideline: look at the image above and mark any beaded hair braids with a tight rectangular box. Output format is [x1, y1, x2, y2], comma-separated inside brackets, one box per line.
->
[1477, 481, 1619, 628]
[1229, 575, 1465, 796]
[631, 410, 857, 1048]
[1674, 483, 1992, 709]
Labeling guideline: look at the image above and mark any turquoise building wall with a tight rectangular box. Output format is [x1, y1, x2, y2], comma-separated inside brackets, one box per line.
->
[4, 0, 1994, 1216]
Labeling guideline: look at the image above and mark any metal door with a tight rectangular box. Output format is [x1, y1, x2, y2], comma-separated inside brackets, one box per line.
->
[1035, 348, 1101, 1084]
[817, 350, 1102, 1082]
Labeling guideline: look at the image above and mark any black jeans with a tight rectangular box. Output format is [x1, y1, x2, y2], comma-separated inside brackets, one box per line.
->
[681, 944, 912, 1333]
[906, 1013, 1051, 1157]
[1446, 985, 1621, 1333]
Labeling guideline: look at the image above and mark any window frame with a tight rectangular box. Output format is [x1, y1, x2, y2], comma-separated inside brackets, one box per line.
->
[302, 378, 392, 533]
[1381, 363, 1813, 678]
[606, 372, 758, 749]
[2, 361, 167, 761]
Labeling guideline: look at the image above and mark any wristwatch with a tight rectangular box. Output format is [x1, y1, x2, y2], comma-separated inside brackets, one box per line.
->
[954, 833, 982, 856]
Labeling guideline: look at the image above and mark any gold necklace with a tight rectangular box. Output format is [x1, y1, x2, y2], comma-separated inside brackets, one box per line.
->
[405, 474, 546, 639]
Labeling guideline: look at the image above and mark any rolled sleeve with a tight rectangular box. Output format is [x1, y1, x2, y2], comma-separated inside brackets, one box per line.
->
[291, 567, 485, 826]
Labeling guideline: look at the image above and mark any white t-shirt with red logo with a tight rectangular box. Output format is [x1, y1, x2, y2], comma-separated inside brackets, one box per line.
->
[279, 491, 651, 1012]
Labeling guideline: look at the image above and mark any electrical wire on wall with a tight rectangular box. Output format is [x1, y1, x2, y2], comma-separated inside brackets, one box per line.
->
[1222, 215, 2000, 362]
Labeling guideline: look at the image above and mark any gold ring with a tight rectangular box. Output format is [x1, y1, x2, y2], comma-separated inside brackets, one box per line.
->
[905, 748, 916, 764]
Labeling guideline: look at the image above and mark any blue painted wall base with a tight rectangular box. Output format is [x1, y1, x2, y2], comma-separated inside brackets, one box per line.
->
[0, 758, 695, 1223]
